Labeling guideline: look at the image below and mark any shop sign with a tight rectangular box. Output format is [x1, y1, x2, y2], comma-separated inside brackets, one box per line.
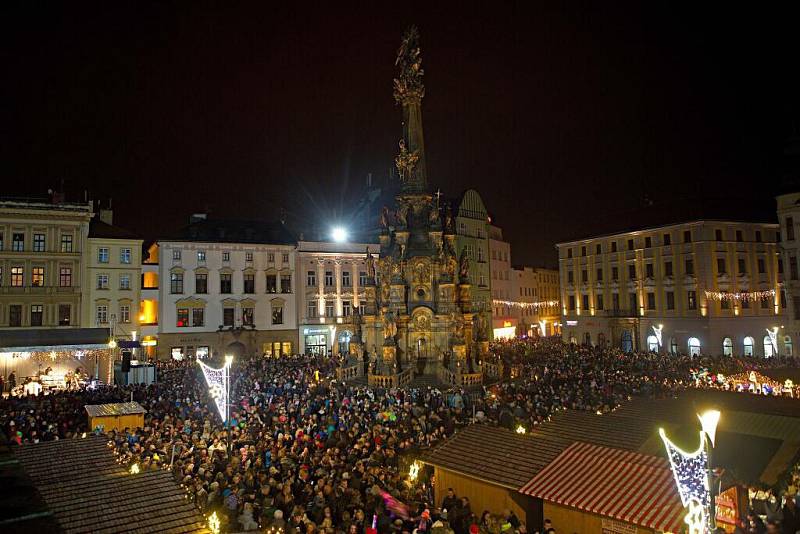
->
[566, 320, 578, 326]
[601, 518, 637, 534]
[304, 327, 330, 335]
[179, 337, 204, 343]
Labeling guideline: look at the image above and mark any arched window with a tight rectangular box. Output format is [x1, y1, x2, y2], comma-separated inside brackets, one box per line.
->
[722, 337, 733, 357]
[743, 336, 754, 356]
[647, 335, 659, 352]
[764, 335, 775, 357]
[670, 338, 678, 355]
[785, 336, 793, 357]
[621, 330, 633, 353]
[688, 337, 701, 356]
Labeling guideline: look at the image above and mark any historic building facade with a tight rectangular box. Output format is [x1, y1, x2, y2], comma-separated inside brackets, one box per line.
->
[510, 266, 561, 337]
[557, 220, 786, 356]
[0, 198, 93, 330]
[489, 224, 513, 336]
[296, 240, 379, 356]
[83, 209, 143, 336]
[777, 192, 800, 354]
[455, 189, 491, 337]
[152, 216, 298, 360]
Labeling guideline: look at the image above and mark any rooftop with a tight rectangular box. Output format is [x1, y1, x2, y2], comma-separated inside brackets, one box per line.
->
[85, 402, 147, 418]
[89, 218, 141, 240]
[163, 217, 296, 245]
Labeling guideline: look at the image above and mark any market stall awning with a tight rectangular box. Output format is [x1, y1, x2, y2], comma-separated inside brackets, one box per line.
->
[0, 328, 111, 352]
[519, 441, 685, 533]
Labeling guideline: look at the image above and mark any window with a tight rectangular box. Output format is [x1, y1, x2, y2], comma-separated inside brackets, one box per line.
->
[647, 335, 659, 352]
[688, 337, 701, 356]
[325, 301, 335, 317]
[611, 241, 617, 253]
[683, 230, 692, 243]
[787, 217, 795, 241]
[172, 249, 182, 261]
[192, 308, 204, 327]
[645, 236, 652, 248]
[282, 253, 289, 263]
[195, 273, 208, 293]
[628, 264, 636, 279]
[785, 336, 793, 357]
[223, 251, 230, 262]
[743, 336, 754, 356]
[30, 304, 43, 326]
[33, 233, 45, 252]
[663, 233, 671, 246]
[596, 294, 604, 310]
[791, 258, 798, 281]
[120, 248, 131, 264]
[627, 239, 634, 250]
[59, 267, 72, 287]
[272, 303, 283, 325]
[629, 292, 638, 311]
[342, 300, 351, 317]
[596, 268, 603, 281]
[120, 304, 130, 323]
[645, 263, 654, 278]
[267, 252, 274, 263]
[568, 295, 576, 310]
[342, 271, 351, 287]
[177, 308, 189, 327]
[12, 233, 24, 251]
[266, 274, 277, 293]
[735, 230, 743, 242]
[58, 304, 71, 326]
[307, 300, 318, 318]
[118, 274, 130, 290]
[244, 273, 255, 294]
[717, 258, 726, 274]
[242, 307, 254, 326]
[170, 272, 184, 294]
[582, 294, 590, 310]
[581, 246, 586, 256]
[581, 270, 587, 283]
[307, 270, 316, 286]
[325, 271, 334, 286]
[245, 251, 253, 262]
[567, 271, 574, 284]
[757, 258, 765, 274]
[567, 249, 573, 259]
[722, 337, 733, 356]
[666, 291, 675, 310]
[220, 273, 232, 293]
[98, 247, 109, 263]
[779, 258, 784, 274]
[687, 290, 697, 310]
[760, 296, 769, 309]
[737, 258, 746, 274]
[9, 305, 22, 326]
[32, 267, 44, 287]
[612, 293, 620, 310]
[223, 307, 234, 326]
[11, 267, 23, 286]
[685, 258, 694, 276]
[715, 229, 723, 241]
[664, 261, 673, 277]
[755, 230, 762, 242]
[596, 244, 601, 254]
[197, 250, 206, 262]
[359, 271, 367, 286]
[97, 274, 109, 289]
[60, 234, 73, 252]
[96, 305, 108, 324]
[358, 303, 366, 316]
[646, 292, 656, 310]
[281, 274, 292, 293]
[611, 266, 619, 280]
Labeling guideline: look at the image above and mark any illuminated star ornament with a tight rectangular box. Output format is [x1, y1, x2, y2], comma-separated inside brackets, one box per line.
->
[198, 356, 233, 423]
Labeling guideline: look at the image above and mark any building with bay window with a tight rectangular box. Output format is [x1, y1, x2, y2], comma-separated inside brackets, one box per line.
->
[557, 220, 786, 357]
[296, 240, 379, 356]
[153, 215, 297, 360]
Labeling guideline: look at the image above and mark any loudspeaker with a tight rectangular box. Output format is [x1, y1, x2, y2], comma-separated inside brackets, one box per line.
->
[121, 350, 132, 372]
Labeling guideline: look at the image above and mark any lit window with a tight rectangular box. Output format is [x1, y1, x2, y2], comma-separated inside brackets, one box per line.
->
[172, 249, 182, 261]
[177, 308, 189, 327]
[266, 274, 277, 293]
[242, 307, 254, 326]
[197, 250, 206, 262]
[170, 272, 184, 294]
[98, 247, 109, 263]
[272, 303, 283, 325]
[11, 267, 23, 287]
[32, 267, 44, 287]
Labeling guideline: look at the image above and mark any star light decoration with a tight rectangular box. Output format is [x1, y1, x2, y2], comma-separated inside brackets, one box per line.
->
[198, 355, 233, 423]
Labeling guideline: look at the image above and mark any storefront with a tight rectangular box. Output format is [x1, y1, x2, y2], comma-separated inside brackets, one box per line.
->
[262, 341, 293, 357]
[300, 325, 335, 355]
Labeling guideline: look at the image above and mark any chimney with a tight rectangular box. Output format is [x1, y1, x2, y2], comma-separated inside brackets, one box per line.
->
[190, 213, 207, 224]
[99, 209, 113, 225]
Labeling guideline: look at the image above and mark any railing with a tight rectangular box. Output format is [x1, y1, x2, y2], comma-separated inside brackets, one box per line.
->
[438, 366, 456, 387]
[368, 374, 396, 388]
[459, 372, 483, 386]
[482, 361, 499, 378]
[397, 367, 414, 387]
[336, 364, 362, 381]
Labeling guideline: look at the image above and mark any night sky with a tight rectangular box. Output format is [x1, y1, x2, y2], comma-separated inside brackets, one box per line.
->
[2, 3, 799, 267]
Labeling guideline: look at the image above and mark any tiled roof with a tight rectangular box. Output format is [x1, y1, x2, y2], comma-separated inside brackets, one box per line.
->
[13, 437, 209, 534]
[85, 402, 147, 417]
[421, 425, 572, 489]
[89, 219, 141, 240]
[167, 218, 296, 244]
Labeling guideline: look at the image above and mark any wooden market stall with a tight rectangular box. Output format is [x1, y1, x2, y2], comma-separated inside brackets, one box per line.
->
[85, 401, 146, 432]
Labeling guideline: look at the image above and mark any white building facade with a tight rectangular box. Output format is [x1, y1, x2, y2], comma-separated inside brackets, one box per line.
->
[777, 192, 800, 353]
[557, 220, 787, 357]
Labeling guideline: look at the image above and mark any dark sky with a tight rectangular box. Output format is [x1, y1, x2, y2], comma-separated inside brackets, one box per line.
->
[2, 2, 798, 268]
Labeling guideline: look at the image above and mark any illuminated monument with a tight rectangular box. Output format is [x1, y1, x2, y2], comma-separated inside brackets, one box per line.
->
[350, 27, 489, 387]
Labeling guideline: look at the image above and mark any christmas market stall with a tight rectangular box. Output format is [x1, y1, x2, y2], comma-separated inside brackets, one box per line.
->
[85, 402, 146, 433]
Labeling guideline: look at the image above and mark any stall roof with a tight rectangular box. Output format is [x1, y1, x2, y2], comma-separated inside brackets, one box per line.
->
[85, 402, 146, 417]
[0, 328, 111, 352]
[519, 441, 685, 534]
[13, 436, 209, 534]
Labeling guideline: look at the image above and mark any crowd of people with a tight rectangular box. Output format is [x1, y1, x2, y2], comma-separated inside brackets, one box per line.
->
[1, 338, 799, 533]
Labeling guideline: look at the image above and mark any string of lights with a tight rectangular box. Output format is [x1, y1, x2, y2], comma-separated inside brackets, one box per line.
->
[704, 289, 775, 302]
[492, 299, 560, 309]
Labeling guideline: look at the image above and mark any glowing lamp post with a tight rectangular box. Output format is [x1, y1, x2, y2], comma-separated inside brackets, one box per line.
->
[198, 355, 234, 453]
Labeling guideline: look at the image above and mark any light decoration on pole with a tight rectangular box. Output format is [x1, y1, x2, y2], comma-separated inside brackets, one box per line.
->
[765, 327, 778, 355]
[704, 289, 775, 302]
[198, 355, 233, 423]
[652, 324, 663, 347]
[408, 460, 421, 481]
[538, 319, 547, 336]
[129, 463, 140, 474]
[516, 425, 526, 434]
[660, 409, 720, 534]
[207, 511, 221, 534]
[492, 299, 560, 310]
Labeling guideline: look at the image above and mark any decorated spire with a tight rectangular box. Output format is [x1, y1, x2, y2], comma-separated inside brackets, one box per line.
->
[393, 26, 428, 193]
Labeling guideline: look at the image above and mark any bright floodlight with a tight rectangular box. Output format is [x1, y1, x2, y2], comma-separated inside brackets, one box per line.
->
[697, 410, 721, 447]
[331, 227, 349, 242]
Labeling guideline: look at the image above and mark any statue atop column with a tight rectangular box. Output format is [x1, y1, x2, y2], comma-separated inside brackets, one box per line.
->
[366, 248, 376, 284]
[393, 26, 428, 194]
